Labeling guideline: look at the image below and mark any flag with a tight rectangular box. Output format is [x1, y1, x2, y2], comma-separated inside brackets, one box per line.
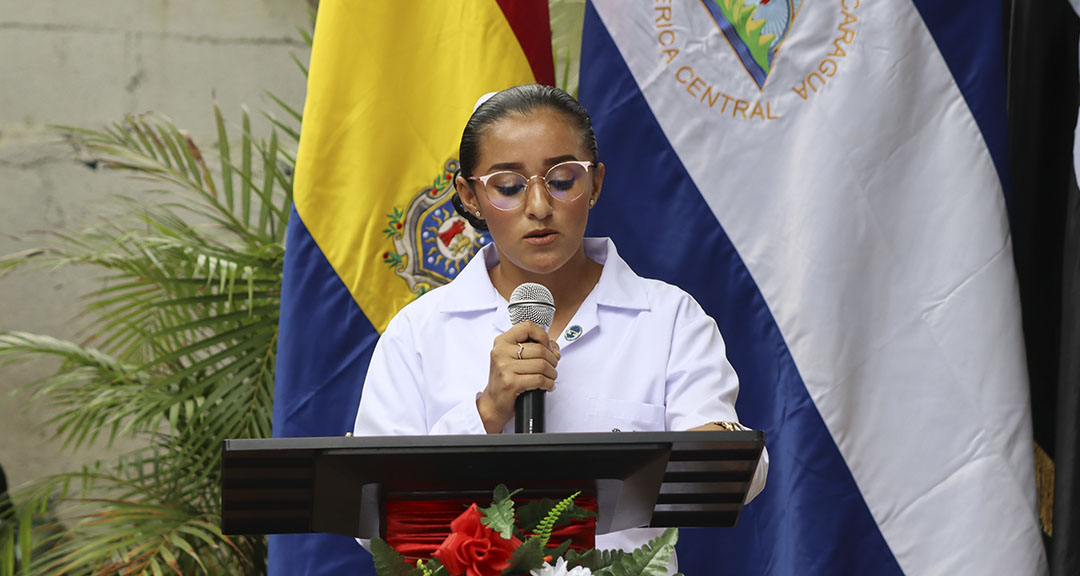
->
[579, 0, 1047, 574]
[271, 2, 553, 574]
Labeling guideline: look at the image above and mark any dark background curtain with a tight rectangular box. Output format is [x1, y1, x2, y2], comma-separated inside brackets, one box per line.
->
[1005, 0, 1080, 573]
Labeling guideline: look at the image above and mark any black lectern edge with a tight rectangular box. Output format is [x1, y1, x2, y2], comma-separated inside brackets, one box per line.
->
[223, 429, 763, 452]
[221, 430, 764, 538]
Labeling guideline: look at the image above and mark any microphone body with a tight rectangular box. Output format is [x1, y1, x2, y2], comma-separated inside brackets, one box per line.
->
[507, 283, 555, 434]
[515, 388, 545, 434]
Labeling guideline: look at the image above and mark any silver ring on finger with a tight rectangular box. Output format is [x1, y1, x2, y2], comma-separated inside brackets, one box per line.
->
[517, 342, 524, 360]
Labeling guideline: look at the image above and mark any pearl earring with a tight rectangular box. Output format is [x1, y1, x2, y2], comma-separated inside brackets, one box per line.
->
[475, 210, 481, 217]
[589, 199, 595, 206]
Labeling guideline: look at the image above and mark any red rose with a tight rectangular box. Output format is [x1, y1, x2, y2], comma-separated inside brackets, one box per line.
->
[433, 504, 522, 576]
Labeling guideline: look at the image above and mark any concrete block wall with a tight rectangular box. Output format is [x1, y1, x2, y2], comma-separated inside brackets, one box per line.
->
[0, 0, 312, 492]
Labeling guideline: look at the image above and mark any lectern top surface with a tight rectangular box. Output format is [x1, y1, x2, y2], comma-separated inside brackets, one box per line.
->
[224, 430, 763, 453]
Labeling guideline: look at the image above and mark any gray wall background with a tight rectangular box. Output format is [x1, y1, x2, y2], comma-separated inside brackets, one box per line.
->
[0, 0, 311, 492]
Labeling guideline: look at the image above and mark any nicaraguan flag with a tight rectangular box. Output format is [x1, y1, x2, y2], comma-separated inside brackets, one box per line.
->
[271, 2, 553, 574]
[579, 0, 1047, 574]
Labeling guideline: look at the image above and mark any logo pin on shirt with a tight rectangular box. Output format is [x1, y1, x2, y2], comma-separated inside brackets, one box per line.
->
[564, 325, 583, 341]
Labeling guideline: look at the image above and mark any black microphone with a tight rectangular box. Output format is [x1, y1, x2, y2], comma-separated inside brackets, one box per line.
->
[508, 282, 555, 434]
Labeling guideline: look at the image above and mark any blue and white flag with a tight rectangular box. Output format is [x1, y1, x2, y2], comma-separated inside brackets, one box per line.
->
[579, 1, 1047, 574]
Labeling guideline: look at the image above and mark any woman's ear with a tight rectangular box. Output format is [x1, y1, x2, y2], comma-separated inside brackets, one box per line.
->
[589, 162, 606, 207]
[455, 174, 480, 216]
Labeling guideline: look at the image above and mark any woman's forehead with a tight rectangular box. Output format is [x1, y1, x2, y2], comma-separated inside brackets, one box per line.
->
[476, 109, 585, 168]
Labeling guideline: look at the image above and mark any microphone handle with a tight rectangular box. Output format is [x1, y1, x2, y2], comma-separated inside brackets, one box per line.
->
[515, 389, 545, 434]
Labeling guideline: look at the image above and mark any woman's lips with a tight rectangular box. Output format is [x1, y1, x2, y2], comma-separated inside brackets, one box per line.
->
[523, 229, 558, 245]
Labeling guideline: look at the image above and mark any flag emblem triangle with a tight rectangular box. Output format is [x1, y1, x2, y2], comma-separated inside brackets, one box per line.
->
[703, 0, 804, 88]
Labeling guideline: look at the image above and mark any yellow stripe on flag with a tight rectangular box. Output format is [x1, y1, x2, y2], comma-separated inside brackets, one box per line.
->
[295, 1, 537, 332]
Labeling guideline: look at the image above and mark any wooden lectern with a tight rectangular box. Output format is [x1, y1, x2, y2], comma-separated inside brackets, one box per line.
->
[221, 431, 764, 539]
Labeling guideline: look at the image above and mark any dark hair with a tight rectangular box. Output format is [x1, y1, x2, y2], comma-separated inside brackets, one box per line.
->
[453, 85, 599, 230]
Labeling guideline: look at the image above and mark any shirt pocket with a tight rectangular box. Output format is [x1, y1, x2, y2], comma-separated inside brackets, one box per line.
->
[584, 397, 667, 433]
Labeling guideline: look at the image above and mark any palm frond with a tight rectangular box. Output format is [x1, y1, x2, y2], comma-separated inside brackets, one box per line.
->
[0, 15, 314, 575]
[2, 103, 293, 576]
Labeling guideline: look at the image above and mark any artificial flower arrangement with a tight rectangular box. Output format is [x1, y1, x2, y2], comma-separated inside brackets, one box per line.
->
[370, 485, 683, 576]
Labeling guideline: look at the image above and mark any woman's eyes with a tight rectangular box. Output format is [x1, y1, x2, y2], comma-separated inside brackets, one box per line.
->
[548, 178, 575, 192]
[494, 184, 525, 196]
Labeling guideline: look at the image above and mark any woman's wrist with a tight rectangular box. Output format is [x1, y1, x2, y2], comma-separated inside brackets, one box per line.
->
[475, 393, 506, 434]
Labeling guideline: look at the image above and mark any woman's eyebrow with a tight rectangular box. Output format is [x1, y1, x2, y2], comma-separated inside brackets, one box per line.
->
[486, 161, 525, 172]
[484, 155, 580, 173]
[544, 154, 579, 165]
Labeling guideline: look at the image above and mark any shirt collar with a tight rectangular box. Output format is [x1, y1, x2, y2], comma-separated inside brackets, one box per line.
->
[586, 238, 650, 311]
[436, 240, 505, 314]
[436, 238, 651, 318]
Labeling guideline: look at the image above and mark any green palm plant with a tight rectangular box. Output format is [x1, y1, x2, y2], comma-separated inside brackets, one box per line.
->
[0, 5, 586, 574]
[0, 97, 301, 574]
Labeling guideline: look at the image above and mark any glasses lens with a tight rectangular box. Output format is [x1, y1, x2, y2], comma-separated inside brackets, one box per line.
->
[485, 172, 528, 210]
[544, 162, 588, 201]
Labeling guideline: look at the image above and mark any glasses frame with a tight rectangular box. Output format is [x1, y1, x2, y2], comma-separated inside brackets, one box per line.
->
[467, 160, 595, 211]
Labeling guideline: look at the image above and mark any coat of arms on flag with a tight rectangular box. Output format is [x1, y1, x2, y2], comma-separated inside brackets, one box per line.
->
[382, 159, 491, 297]
[702, 0, 804, 88]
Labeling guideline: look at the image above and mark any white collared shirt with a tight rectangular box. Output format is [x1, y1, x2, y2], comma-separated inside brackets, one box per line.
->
[353, 238, 767, 553]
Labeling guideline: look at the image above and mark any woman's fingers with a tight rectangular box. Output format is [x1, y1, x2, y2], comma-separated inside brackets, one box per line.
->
[513, 341, 559, 366]
[498, 321, 553, 348]
[511, 359, 558, 389]
[479, 322, 561, 433]
[490, 352, 557, 391]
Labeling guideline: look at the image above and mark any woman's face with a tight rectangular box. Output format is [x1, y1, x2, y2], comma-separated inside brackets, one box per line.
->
[458, 108, 605, 279]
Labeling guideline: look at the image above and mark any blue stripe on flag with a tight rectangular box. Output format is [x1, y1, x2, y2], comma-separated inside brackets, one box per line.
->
[579, 2, 904, 573]
[269, 533, 372, 576]
[271, 205, 377, 575]
[911, 0, 1010, 206]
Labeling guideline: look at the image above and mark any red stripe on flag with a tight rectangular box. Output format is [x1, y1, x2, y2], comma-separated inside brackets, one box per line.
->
[495, 0, 556, 86]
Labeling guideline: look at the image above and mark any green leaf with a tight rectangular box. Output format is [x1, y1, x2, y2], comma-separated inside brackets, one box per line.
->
[265, 91, 303, 125]
[533, 492, 580, 547]
[214, 101, 235, 211]
[606, 528, 679, 576]
[492, 484, 511, 503]
[371, 538, 423, 576]
[240, 107, 253, 226]
[291, 52, 309, 78]
[262, 111, 301, 143]
[127, 115, 160, 161]
[564, 547, 626, 572]
[480, 484, 519, 540]
[297, 25, 312, 46]
[258, 130, 279, 238]
[1, 527, 13, 576]
[516, 498, 595, 533]
[499, 537, 545, 576]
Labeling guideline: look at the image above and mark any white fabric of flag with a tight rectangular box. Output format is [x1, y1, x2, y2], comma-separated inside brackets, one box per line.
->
[579, 0, 1047, 574]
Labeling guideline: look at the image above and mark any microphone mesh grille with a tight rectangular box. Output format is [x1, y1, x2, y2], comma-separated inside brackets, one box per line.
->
[508, 283, 555, 331]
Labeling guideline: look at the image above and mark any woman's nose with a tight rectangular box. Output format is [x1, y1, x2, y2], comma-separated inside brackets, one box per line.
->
[523, 177, 553, 219]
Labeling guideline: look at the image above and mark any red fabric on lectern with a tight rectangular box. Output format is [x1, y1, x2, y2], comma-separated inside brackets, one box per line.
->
[384, 496, 598, 559]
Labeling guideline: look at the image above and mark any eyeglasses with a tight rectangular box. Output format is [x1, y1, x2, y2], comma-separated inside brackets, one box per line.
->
[467, 160, 594, 211]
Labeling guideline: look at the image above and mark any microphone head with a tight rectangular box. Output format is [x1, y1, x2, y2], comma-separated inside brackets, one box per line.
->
[508, 283, 555, 332]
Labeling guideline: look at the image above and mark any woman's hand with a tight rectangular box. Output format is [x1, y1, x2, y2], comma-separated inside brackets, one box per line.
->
[476, 321, 561, 433]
